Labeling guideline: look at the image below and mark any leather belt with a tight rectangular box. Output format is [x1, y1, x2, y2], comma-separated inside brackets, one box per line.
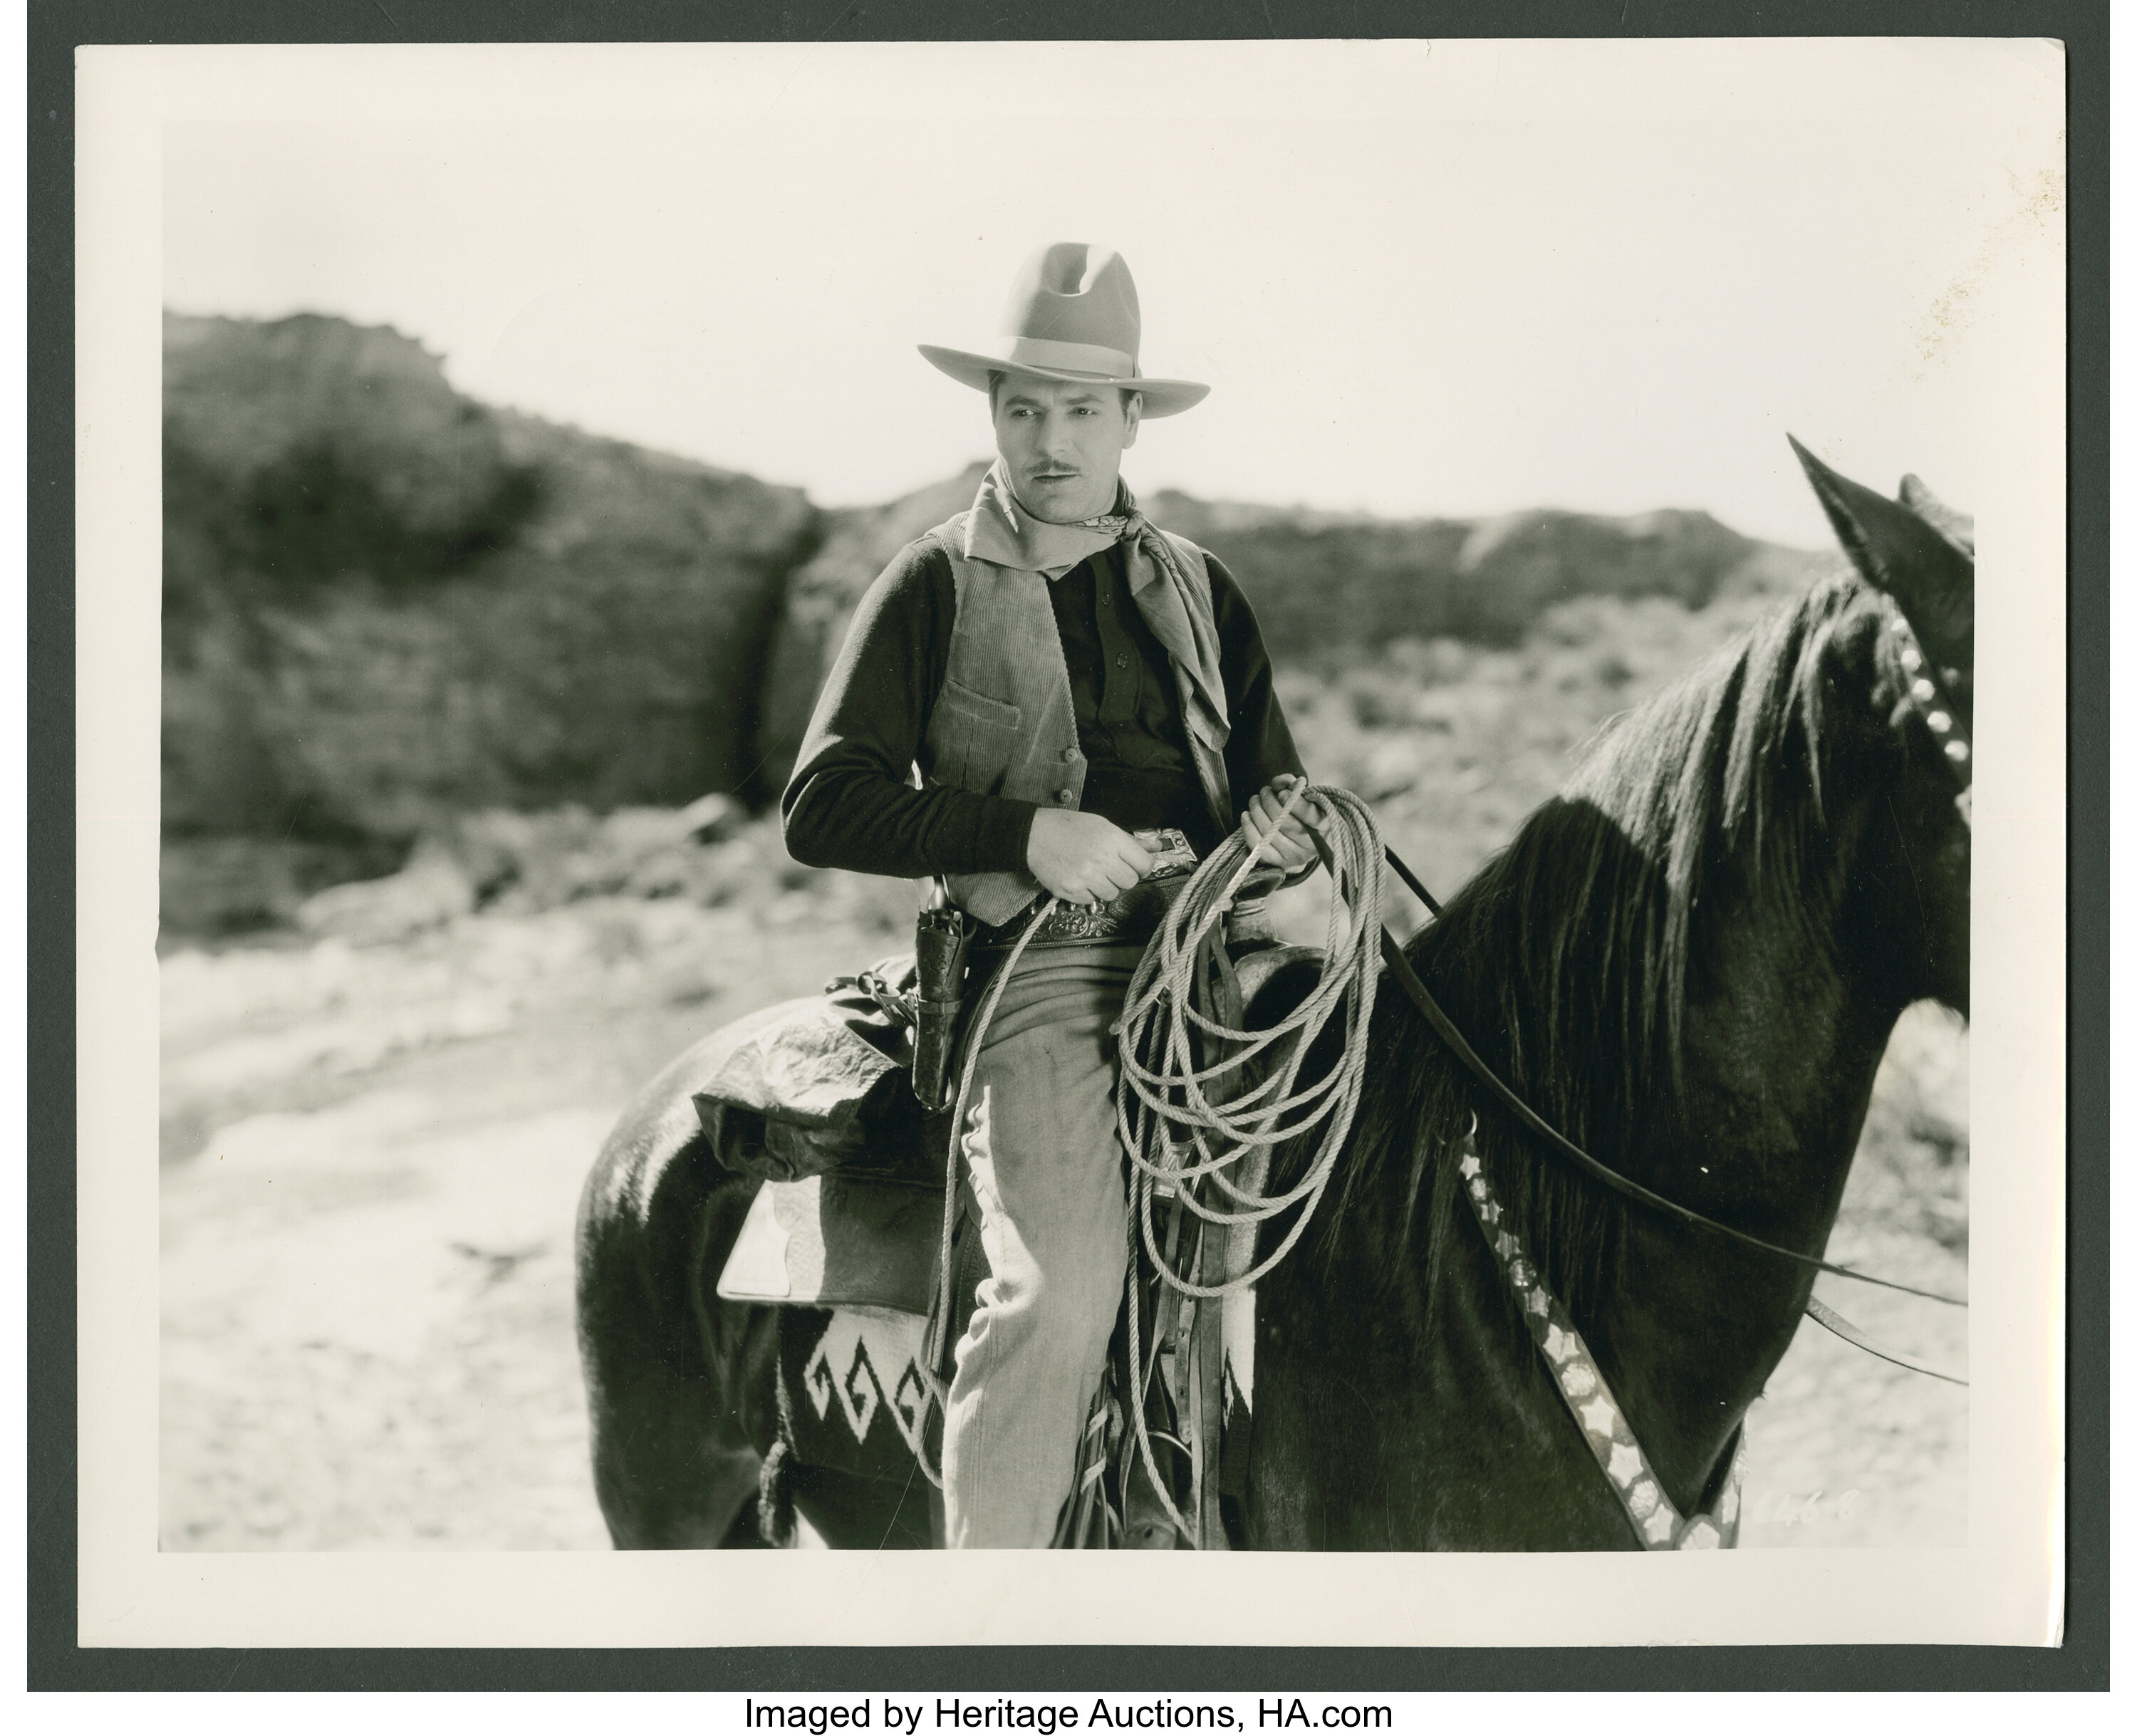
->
[972, 873, 1195, 949]
[970, 828, 1202, 950]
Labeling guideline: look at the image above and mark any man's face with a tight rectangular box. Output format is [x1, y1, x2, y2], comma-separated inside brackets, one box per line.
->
[991, 374, 1141, 524]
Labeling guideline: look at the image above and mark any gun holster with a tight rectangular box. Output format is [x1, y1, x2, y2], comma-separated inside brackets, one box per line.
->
[910, 903, 975, 1112]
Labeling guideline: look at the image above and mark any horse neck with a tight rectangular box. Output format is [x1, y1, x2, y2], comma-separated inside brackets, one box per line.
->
[1572, 792, 1912, 1514]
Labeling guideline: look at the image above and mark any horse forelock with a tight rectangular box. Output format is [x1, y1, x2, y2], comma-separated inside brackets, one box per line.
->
[1322, 573, 1887, 1320]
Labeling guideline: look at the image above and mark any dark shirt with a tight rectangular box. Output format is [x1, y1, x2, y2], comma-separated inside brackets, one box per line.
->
[782, 536, 1305, 878]
[1052, 544, 1210, 843]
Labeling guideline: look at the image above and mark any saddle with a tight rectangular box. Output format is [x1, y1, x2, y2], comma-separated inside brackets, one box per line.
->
[693, 953, 948, 1314]
[704, 942, 1324, 1309]
[701, 936, 1330, 1546]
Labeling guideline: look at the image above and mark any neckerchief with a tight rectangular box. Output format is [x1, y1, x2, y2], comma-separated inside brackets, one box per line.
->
[960, 462, 1231, 762]
[964, 461, 1121, 578]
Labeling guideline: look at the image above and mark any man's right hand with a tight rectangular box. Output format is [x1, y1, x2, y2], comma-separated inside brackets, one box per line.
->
[1026, 808, 1153, 907]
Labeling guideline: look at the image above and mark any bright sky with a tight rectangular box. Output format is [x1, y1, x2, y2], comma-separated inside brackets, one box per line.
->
[161, 38, 2063, 545]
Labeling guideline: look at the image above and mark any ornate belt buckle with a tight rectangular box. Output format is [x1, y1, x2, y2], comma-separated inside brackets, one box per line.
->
[1132, 827, 1200, 879]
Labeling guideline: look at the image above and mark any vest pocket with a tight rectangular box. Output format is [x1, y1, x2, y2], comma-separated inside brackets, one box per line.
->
[941, 677, 1021, 729]
[934, 677, 1025, 793]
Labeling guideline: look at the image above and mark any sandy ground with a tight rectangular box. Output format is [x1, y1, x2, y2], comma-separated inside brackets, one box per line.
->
[160, 890, 1967, 1553]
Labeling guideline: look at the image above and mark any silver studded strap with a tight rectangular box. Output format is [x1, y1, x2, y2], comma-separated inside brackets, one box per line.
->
[1886, 607, 1973, 820]
[1456, 1125, 1747, 1550]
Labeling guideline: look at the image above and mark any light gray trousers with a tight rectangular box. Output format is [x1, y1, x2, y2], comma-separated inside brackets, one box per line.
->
[939, 940, 1143, 1549]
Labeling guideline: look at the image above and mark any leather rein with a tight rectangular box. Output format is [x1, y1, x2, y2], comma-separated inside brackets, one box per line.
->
[1365, 608, 1971, 1376]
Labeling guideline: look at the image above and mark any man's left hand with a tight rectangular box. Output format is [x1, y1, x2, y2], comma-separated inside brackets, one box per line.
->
[1240, 774, 1322, 878]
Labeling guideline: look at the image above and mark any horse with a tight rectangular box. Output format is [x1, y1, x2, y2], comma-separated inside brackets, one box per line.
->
[573, 445, 1972, 1549]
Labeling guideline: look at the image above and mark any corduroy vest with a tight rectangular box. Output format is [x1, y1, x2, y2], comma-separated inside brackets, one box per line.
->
[917, 510, 1235, 926]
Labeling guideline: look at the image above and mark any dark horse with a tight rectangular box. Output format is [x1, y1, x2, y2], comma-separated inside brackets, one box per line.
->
[575, 447, 1972, 1549]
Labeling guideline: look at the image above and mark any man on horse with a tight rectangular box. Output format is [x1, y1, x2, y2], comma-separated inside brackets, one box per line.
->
[781, 242, 1323, 1547]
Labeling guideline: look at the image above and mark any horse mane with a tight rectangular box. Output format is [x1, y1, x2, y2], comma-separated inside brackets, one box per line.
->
[1316, 570, 1885, 1319]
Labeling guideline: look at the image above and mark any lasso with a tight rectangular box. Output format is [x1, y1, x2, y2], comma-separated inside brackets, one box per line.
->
[1110, 781, 1390, 1541]
[915, 782, 1390, 1535]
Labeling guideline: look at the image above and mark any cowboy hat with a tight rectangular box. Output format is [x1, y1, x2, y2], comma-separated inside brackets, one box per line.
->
[918, 242, 1210, 417]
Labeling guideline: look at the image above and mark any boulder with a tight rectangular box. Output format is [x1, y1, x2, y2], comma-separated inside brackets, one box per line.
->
[442, 794, 747, 914]
[294, 841, 477, 946]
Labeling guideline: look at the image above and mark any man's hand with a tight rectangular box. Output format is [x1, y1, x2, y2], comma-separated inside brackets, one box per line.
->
[1240, 774, 1322, 878]
[1027, 809, 1155, 906]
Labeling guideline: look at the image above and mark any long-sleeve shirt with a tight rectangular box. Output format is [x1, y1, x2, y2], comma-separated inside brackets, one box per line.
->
[782, 536, 1306, 878]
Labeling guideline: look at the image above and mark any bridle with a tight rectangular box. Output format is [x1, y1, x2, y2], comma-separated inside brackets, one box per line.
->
[1371, 600, 1971, 1379]
[1883, 601, 1975, 826]
[1374, 845, 1967, 1316]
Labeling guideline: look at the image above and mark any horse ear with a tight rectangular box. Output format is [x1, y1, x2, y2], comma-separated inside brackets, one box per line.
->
[1897, 474, 1975, 556]
[1788, 437, 1975, 695]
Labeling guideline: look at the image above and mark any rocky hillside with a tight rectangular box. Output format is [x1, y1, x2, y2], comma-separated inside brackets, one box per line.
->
[753, 461, 992, 791]
[162, 311, 1825, 932]
[162, 312, 820, 915]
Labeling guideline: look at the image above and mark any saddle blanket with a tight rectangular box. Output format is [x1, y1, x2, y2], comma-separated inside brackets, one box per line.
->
[717, 1173, 940, 1316]
[789, 1307, 933, 1464]
[774, 1291, 1259, 1473]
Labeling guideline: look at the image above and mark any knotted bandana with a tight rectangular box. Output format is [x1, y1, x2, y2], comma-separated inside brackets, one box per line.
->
[960, 463, 1232, 764]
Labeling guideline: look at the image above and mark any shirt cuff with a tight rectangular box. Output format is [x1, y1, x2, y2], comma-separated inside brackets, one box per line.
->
[972, 797, 1040, 875]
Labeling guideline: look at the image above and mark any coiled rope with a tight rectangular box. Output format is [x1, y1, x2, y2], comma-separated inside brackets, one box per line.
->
[1109, 781, 1390, 1542]
[913, 782, 1384, 1524]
